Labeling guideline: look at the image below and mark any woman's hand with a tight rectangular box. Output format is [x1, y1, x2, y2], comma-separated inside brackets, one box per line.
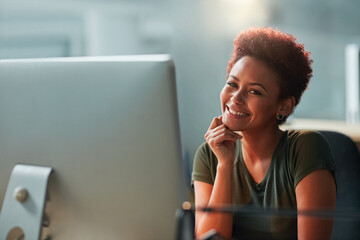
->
[195, 116, 242, 239]
[204, 116, 242, 165]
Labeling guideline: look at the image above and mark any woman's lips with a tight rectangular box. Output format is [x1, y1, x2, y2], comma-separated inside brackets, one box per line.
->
[226, 106, 250, 118]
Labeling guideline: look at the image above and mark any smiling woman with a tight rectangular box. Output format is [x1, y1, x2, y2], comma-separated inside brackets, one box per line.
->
[221, 56, 287, 133]
[192, 27, 336, 240]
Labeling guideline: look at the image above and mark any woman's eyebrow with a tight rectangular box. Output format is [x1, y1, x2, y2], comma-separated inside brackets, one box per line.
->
[249, 83, 267, 92]
[230, 75, 267, 92]
[229, 75, 239, 81]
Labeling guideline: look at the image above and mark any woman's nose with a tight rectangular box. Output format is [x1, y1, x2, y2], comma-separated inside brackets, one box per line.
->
[231, 89, 245, 104]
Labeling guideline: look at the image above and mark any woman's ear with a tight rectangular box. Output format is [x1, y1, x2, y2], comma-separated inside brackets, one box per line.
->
[278, 96, 296, 116]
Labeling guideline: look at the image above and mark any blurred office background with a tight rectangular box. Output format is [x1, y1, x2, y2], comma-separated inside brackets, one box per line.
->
[0, 0, 358, 188]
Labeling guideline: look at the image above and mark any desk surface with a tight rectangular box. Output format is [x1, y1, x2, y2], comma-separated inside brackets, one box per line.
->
[281, 118, 360, 142]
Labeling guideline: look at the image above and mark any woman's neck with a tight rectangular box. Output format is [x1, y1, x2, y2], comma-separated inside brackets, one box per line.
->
[240, 126, 284, 163]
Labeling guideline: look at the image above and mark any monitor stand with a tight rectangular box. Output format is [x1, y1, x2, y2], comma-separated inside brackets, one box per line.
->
[0, 164, 53, 240]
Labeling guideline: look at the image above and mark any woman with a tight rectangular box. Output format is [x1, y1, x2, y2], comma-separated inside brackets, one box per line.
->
[192, 27, 336, 240]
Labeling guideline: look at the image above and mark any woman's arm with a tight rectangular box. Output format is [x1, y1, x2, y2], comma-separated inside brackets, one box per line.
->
[194, 163, 234, 239]
[194, 117, 241, 239]
[295, 169, 336, 240]
[194, 181, 213, 233]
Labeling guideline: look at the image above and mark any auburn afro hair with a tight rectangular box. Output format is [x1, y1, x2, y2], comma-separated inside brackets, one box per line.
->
[227, 27, 313, 107]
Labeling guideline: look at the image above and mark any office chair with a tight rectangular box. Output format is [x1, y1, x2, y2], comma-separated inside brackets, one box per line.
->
[319, 131, 360, 240]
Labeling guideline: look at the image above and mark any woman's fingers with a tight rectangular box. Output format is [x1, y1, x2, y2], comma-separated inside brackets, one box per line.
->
[205, 124, 225, 141]
[205, 124, 242, 145]
[204, 116, 242, 162]
[207, 116, 223, 132]
[207, 133, 237, 147]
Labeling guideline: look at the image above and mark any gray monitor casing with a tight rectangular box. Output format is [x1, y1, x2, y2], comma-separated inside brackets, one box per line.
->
[0, 55, 184, 239]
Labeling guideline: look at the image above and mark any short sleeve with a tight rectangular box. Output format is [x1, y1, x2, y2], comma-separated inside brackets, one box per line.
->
[289, 131, 336, 188]
[191, 142, 217, 187]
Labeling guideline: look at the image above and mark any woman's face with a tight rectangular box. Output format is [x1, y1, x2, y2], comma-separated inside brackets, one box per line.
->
[220, 56, 283, 132]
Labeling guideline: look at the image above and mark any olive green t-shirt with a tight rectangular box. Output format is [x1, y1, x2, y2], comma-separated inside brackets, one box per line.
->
[192, 130, 335, 240]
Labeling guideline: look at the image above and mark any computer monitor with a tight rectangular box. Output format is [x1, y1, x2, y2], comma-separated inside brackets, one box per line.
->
[0, 55, 184, 239]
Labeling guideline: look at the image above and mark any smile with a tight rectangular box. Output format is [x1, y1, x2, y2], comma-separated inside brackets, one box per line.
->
[226, 106, 250, 117]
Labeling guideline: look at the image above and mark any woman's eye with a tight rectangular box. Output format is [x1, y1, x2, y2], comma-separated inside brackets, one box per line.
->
[226, 82, 237, 88]
[250, 90, 262, 95]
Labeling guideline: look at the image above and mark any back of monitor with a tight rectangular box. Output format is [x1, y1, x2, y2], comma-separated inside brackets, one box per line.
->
[0, 55, 183, 240]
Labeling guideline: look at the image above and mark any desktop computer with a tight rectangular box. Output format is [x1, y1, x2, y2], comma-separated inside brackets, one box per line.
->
[0, 55, 184, 239]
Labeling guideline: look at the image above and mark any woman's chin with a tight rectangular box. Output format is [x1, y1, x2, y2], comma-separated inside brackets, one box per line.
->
[222, 117, 243, 131]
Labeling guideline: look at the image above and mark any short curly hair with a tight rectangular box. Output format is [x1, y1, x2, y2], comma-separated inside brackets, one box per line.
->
[227, 27, 313, 123]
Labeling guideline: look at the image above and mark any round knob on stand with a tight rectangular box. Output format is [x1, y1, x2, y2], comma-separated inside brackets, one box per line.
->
[13, 187, 28, 203]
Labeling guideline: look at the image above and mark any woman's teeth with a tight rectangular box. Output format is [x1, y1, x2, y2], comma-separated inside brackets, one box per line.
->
[228, 108, 248, 116]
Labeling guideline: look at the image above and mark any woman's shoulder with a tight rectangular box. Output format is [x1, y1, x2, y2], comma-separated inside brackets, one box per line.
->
[284, 130, 335, 188]
[286, 129, 328, 146]
[195, 141, 212, 156]
[194, 142, 217, 165]
[192, 141, 221, 185]
[287, 129, 324, 138]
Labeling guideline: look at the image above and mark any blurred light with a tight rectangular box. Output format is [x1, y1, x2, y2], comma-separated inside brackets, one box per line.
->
[222, 0, 248, 3]
[345, 44, 360, 123]
[182, 201, 192, 210]
[222, 0, 269, 32]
